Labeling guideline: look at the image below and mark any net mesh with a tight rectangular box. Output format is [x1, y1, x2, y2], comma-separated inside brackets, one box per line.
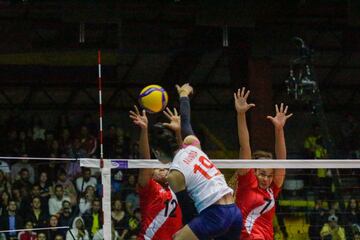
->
[0, 157, 359, 240]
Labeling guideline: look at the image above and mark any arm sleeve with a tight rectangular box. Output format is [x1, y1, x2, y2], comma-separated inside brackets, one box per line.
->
[180, 97, 195, 138]
[175, 190, 197, 225]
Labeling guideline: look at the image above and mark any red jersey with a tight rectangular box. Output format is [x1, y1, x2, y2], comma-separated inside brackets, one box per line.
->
[236, 169, 281, 240]
[137, 179, 182, 240]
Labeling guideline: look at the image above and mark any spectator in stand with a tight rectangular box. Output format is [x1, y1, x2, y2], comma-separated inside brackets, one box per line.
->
[111, 199, 128, 239]
[48, 185, 71, 216]
[79, 185, 96, 215]
[309, 199, 328, 240]
[13, 168, 33, 199]
[68, 137, 87, 160]
[36, 172, 53, 200]
[58, 129, 72, 157]
[121, 174, 137, 201]
[0, 169, 11, 197]
[11, 157, 35, 184]
[75, 168, 97, 194]
[11, 187, 22, 208]
[352, 224, 360, 240]
[344, 198, 359, 239]
[55, 234, 64, 240]
[111, 170, 123, 195]
[82, 198, 103, 239]
[64, 155, 82, 181]
[125, 191, 139, 217]
[93, 222, 120, 240]
[47, 215, 64, 240]
[55, 169, 77, 206]
[0, 160, 11, 180]
[38, 160, 59, 184]
[58, 200, 76, 236]
[49, 140, 61, 158]
[329, 201, 343, 223]
[79, 125, 97, 157]
[19, 184, 48, 220]
[320, 215, 346, 240]
[0, 200, 24, 240]
[66, 216, 89, 240]
[0, 191, 10, 216]
[37, 232, 47, 240]
[25, 196, 49, 228]
[127, 208, 141, 238]
[18, 220, 37, 240]
[114, 127, 130, 158]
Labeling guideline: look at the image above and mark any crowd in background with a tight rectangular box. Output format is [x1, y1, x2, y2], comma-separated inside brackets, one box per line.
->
[0, 112, 359, 239]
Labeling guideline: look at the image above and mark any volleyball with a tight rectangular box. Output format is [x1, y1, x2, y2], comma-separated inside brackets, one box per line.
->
[138, 84, 168, 113]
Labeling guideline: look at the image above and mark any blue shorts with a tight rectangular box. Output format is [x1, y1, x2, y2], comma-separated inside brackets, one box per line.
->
[188, 203, 243, 240]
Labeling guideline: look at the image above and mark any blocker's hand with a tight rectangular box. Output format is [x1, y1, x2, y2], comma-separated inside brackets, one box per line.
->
[234, 87, 255, 114]
[266, 103, 293, 129]
[162, 107, 181, 133]
[129, 105, 148, 129]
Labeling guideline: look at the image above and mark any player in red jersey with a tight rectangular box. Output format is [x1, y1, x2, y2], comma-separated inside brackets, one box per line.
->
[232, 87, 292, 240]
[130, 106, 182, 240]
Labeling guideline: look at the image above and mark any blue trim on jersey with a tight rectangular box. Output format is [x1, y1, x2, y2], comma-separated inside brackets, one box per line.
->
[188, 203, 242, 240]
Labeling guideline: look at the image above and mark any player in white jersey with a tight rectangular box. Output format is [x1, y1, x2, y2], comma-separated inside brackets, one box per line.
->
[150, 84, 242, 240]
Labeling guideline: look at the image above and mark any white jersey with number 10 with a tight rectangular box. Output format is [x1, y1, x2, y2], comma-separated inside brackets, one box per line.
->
[170, 145, 233, 213]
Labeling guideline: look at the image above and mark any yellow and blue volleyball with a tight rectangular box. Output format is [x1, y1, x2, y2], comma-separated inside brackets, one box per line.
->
[138, 85, 168, 113]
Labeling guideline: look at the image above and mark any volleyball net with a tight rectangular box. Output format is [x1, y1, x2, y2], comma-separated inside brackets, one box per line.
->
[0, 156, 359, 240]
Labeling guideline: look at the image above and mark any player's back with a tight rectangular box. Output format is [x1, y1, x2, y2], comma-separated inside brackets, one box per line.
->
[170, 145, 233, 213]
[138, 179, 182, 240]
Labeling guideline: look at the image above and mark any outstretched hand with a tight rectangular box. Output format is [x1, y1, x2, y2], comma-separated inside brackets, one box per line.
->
[129, 105, 148, 129]
[267, 103, 293, 129]
[234, 87, 255, 113]
[162, 107, 181, 133]
[176, 83, 193, 97]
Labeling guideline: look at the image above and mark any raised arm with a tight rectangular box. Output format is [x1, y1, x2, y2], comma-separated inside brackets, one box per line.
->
[176, 83, 201, 149]
[266, 103, 293, 188]
[176, 83, 194, 138]
[129, 105, 152, 188]
[234, 87, 255, 175]
[162, 107, 182, 147]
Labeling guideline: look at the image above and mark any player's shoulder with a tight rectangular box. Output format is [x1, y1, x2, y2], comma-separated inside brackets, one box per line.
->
[172, 146, 203, 166]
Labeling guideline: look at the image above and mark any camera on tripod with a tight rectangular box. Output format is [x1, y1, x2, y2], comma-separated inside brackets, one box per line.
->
[285, 37, 317, 100]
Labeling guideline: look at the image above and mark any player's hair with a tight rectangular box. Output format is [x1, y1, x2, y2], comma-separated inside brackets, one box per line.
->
[252, 150, 273, 159]
[151, 123, 178, 158]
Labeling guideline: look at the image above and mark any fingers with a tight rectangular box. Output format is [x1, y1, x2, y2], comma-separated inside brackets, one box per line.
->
[163, 109, 172, 120]
[175, 84, 180, 91]
[249, 103, 256, 108]
[244, 90, 250, 99]
[129, 110, 136, 117]
[266, 116, 274, 121]
[275, 104, 279, 113]
[280, 103, 284, 112]
[173, 108, 178, 116]
[240, 87, 245, 97]
[286, 113, 293, 119]
[134, 105, 140, 115]
[284, 105, 288, 114]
